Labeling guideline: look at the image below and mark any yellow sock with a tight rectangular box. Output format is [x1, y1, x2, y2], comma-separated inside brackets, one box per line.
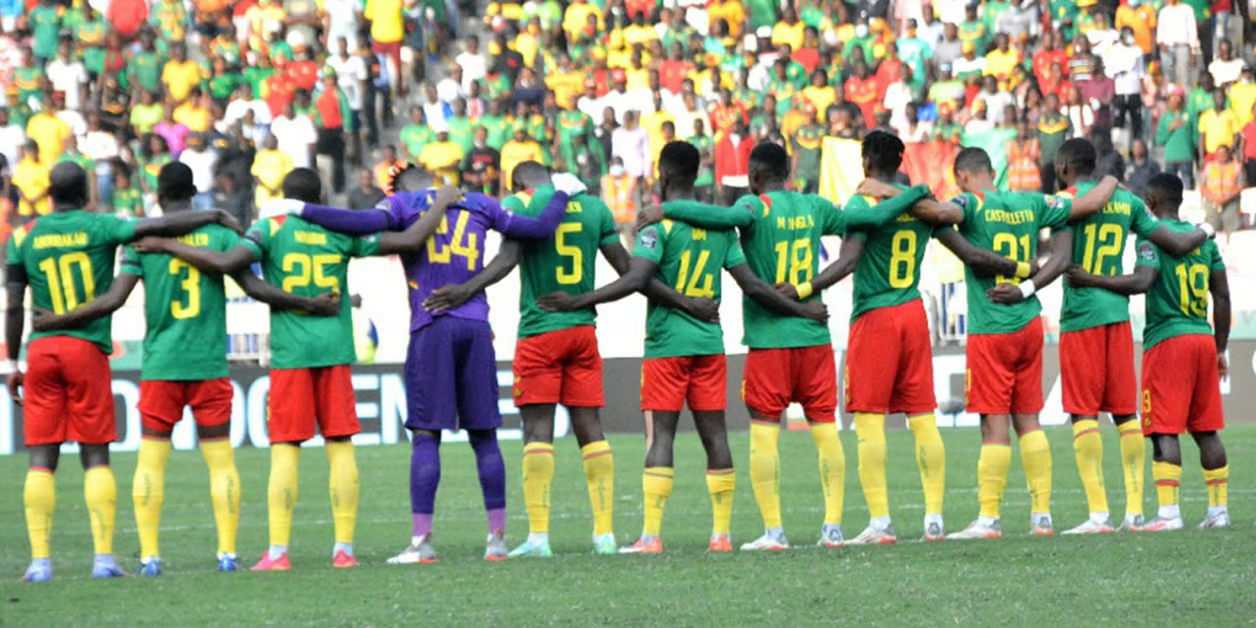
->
[977, 443, 1012, 519]
[1117, 421, 1145, 517]
[854, 412, 888, 520]
[133, 438, 171, 559]
[908, 413, 946, 516]
[810, 423, 845, 526]
[1204, 466, 1229, 509]
[201, 439, 240, 556]
[641, 467, 674, 537]
[267, 444, 301, 547]
[1018, 430, 1053, 514]
[84, 466, 117, 555]
[522, 443, 555, 534]
[326, 440, 359, 545]
[749, 421, 782, 528]
[24, 468, 55, 560]
[1072, 419, 1109, 515]
[705, 469, 735, 536]
[1153, 461, 1182, 511]
[581, 441, 615, 536]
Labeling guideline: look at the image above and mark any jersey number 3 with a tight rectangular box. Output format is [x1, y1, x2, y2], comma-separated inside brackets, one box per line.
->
[169, 259, 201, 319]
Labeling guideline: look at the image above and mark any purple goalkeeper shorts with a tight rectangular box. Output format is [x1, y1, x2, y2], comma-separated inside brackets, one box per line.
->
[404, 316, 502, 432]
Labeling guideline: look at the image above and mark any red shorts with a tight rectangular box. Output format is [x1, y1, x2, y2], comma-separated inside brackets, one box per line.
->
[23, 336, 115, 446]
[139, 379, 234, 433]
[742, 345, 837, 422]
[966, 317, 1045, 415]
[1141, 334, 1225, 435]
[513, 326, 604, 407]
[1060, 322, 1137, 416]
[641, 354, 726, 412]
[844, 300, 937, 415]
[268, 366, 360, 443]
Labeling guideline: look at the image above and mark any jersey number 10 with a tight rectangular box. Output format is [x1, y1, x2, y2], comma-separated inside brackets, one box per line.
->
[37, 252, 94, 315]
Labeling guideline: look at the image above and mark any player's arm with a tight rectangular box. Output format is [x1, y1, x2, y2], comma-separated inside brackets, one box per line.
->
[30, 273, 139, 331]
[988, 229, 1075, 304]
[1211, 266, 1231, 378]
[422, 240, 523, 313]
[133, 240, 259, 275]
[5, 262, 26, 403]
[802, 235, 866, 294]
[132, 209, 242, 239]
[729, 263, 828, 321]
[1065, 263, 1157, 295]
[232, 271, 341, 315]
[494, 174, 587, 239]
[935, 229, 1028, 279]
[537, 256, 657, 311]
[298, 202, 398, 234]
[1064, 175, 1120, 221]
[376, 186, 462, 255]
[639, 200, 752, 231]
[600, 240, 720, 321]
[1144, 224, 1209, 258]
[843, 181, 933, 229]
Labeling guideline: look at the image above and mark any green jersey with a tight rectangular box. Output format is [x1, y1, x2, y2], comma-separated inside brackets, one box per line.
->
[1136, 219, 1224, 350]
[113, 186, 144, 216]
[240, 215, 380, 368]
[400, 124, 434, 158]
[947, 190, 1072, 335]
[29, 4, 60, 59]
[662, 186, 927, 348]
[848, 189, 937, 321]
[633, 219, 746, 358]
[480, 114, 513, 151]
[1059, 183, 1162, 333]
[129, 50, 165, 94]
[120, 224, 240, 380]
[6, 211, 136, 353]
[504, 186, 618, 339]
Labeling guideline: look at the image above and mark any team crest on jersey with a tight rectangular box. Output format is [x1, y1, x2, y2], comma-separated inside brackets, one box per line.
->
[1044, 195, 1064, 209]
[1137, 242, 1156, 262]
[639, 227, 658, 249]
[948, 195, 969, 209]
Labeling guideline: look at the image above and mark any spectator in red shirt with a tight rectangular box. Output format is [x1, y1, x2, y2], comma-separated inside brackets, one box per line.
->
[845, 60, 879, 128]
[793, 26, 821, 74]
[1033, 31, 1067, 86]
[108, 0, 149, 39]
[659, 43, 691, 94]
[288, 46, 320, 91]
[875, 42, 905, 95]
[714, 118, 753, 203]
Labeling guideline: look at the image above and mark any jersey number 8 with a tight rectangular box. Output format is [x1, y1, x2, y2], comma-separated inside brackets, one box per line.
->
[888, 231, 917, 288]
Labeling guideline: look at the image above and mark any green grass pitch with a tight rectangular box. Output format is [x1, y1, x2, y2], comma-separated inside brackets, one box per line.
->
[2, 425, 1254, 626]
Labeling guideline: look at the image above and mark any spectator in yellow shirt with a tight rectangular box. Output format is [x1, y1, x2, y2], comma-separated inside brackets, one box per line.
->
[1114, 0, 1157, 56]
[771, 6, 805, 52]
[563, 0, 603, 43]
[26, 105, 72, 166]
[161, 43, 203, 103]
[1199, 89, 1241, 160]
[364, 0, 404, 93]
[419, 129, 466, 186]
[1229, 66, 1256, 128]
[708, 0, 746, 39]
[984, 34, 1020, 80]
[499, 128, 546, 192]
[251, 134, 294, 208]
[174, 89, 213, 133]
[13, 140, 50, 218]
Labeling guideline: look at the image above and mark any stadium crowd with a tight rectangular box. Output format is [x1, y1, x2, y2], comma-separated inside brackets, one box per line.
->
[0, 0, 1254, 242]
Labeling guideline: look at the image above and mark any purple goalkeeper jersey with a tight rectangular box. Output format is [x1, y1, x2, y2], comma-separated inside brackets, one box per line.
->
[373, 189, 568, 332]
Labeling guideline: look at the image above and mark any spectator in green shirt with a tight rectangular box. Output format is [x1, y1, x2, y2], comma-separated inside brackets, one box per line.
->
[29, 0, 61, 62]
[1157, 89, 1198, 188]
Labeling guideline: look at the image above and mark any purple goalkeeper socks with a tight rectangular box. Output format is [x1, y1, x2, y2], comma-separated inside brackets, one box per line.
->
[469, 430, 507, 533]
[410, 433, 441, 536]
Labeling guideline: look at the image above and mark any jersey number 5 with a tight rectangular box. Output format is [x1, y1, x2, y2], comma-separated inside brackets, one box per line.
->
[555, 222, 583, 285]
[37, 252, 94, 315]
[169, 259, 201, 319]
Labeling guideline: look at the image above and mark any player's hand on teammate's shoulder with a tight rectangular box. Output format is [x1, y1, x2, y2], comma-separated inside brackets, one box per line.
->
[306, 291, 342, 317]
[637, 205, 664, 230]
[551, 172, 588, 197]
[260, 198, 305, 218]
[423, 283, 474, 313]
[683, 296, 720, 323]
[854, 178, 900, 199]
[537, 291, 582, 312]
[132, 236, 170, 253]
[774, 283, 800, 301]
[215, 209, 245, 234]
[986, 282, 1026, 304]
[435, 184, 462, 207]
[802, 300, 829, 323]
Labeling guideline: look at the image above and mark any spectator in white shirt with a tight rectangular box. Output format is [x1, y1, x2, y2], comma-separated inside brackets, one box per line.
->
[178, 134, 219, 210]
[1157, 0, 1199, 88]
[611, 110, 650, 180]
[436, 64, 465, 104]
[454, 37, 487, 93]
[1209, 39, 1244, 87]
[270, 103, 317, 169]
[576, 82, 605, 121]
[0, 107, 23, 172]
[322, 0, 361, 50]
[46, 40, 88, 111]
[223, 84, 272, 130]
[1106, 28, 1145, 145]
[974, 76, 1015, 125]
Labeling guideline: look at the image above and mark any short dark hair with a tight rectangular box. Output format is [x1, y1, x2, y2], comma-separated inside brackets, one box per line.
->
[392, 165, 434, 193]
[1146, 173, 1184, 203]
[1055, 138, 1097, 175]
[512, 160, 550, 191]
[862, 130, 906, 174]
[748, 142, 790, 182]
[282, 168, 322, 203]
[49, 162, 89, 208]
[157, 161, 197, 203]
[953, 147, 994, 177]
[658, 140, 700, 185]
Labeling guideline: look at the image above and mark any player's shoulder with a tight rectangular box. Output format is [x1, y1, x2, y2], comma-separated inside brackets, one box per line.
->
[734, 192, 767, 216]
